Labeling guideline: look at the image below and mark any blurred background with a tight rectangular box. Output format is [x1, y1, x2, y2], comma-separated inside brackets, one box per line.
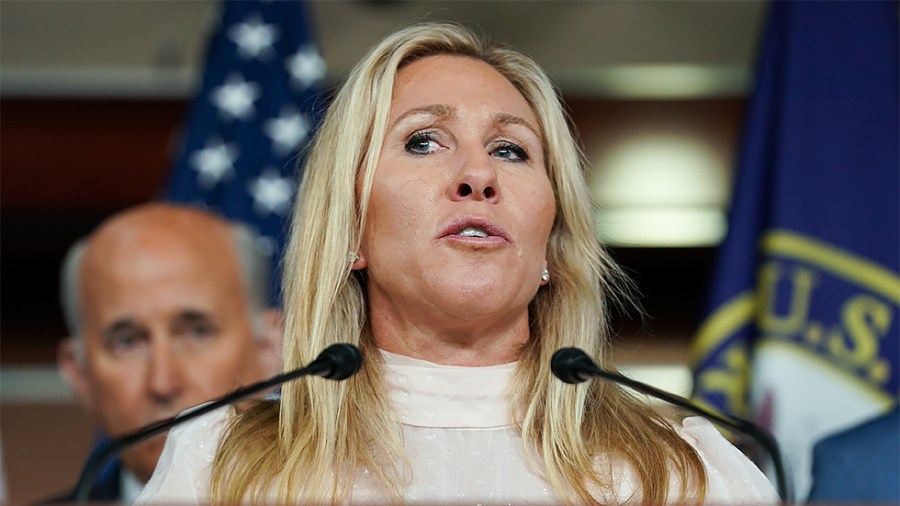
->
[0, 0, 809, 503]
[3, 1, 763, 503]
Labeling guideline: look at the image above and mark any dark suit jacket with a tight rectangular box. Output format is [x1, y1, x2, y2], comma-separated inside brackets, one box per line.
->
[807, 406, 900, 503]
[38, 455, 123, 504]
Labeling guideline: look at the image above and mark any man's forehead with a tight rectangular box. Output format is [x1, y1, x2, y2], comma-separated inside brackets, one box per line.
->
[80, 232, 243, 312]
[92, 236, 241, 284]
[90, 210, 231, 254]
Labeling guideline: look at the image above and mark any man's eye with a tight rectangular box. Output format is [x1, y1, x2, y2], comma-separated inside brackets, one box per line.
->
[107, 331, 147, 354]
[177, 320, 217, 343]
[405, 132, 440, 155]
[187, 323, 214, 339]
[492, 142, 529, 162]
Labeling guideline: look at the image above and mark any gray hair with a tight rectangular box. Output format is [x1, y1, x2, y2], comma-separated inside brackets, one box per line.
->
[59, 222, 272, 339]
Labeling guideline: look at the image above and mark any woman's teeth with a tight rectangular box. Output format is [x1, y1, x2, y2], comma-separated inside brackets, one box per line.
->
[458, 227, 489, 238]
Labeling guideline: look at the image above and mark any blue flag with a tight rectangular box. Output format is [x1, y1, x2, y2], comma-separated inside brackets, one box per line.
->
[689, 0, 899, 499]
[164, 0, 325, 302]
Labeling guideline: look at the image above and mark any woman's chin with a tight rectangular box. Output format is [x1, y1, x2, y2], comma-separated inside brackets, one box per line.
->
[429, 284, 533, 323]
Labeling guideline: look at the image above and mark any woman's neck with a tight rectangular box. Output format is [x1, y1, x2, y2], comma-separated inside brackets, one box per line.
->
[369, 306, 530, 366]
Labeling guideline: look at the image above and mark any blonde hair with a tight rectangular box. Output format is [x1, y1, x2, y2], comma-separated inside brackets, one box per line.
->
[211, 22, 706, 504]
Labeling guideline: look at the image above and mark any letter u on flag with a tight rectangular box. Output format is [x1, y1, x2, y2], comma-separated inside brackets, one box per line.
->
[164, 0, 325, 303]
[689, 0, 899, 500]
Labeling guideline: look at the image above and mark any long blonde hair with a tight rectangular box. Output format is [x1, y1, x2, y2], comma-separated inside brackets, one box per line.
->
[211, 22, 706, 505]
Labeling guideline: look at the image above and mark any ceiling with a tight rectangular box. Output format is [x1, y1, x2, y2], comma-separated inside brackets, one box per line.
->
[0, 0, 768, 99]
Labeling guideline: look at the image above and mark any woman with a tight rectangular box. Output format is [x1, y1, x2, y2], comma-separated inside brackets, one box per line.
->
[137, 22, 777, 505]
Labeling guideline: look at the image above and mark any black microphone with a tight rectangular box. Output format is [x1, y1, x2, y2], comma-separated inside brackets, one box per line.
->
[551, 347, 790, 502]
[74, 343, 363, 502]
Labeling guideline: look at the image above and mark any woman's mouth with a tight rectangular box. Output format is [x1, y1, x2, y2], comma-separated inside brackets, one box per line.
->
[439, 217, 510, 246]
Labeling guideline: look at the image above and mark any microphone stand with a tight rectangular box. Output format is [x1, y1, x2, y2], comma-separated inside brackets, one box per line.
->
[551, 347, 791, 502]
[73, 343, 362, 503]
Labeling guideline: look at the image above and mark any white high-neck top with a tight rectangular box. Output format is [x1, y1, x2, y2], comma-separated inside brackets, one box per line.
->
[136, 351, 778, 505]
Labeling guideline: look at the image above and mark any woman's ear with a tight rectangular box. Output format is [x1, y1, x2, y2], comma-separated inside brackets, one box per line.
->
[351, 251, 367, 271]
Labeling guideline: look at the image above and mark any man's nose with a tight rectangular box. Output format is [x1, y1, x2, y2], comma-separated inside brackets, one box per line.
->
[145, 339, 185, 405]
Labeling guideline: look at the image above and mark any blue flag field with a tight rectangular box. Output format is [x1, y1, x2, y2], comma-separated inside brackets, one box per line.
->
[164, 0, 325, 302]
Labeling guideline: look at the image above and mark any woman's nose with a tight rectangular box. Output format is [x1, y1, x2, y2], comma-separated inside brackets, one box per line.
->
[451, 152, 500, 203]
[454, 181, 497, 200]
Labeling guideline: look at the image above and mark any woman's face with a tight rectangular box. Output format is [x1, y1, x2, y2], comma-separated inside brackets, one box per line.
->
[357, 54, 555, 332]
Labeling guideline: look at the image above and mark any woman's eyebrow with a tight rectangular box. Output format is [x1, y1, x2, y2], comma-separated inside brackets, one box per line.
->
[389, 105, 540, 141]
[390, 104, 456, 130]
[494, 112, 541, 140]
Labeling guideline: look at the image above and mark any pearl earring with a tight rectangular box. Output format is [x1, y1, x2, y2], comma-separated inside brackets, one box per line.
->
[348, 252, 359, 264]
[541, 269, 550, 283]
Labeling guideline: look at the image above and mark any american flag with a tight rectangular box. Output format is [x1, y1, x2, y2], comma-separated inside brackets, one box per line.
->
[165, 0, 326, 302]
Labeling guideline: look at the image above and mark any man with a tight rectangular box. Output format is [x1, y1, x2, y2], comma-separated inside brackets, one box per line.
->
[53, 203, 282, 503]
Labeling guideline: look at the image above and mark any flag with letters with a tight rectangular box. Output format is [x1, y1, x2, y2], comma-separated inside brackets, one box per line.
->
[164, 0, 325, 302]
[689, 0, 899, 500]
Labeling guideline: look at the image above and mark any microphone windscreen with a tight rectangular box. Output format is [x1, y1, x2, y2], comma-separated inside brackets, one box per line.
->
[551, 347, 593, 384]
[316, 343, 363, 380]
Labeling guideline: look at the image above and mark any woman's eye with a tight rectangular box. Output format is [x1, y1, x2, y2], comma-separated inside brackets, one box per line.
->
[404, 132, 440, 155]
[492, 142, 529, 162]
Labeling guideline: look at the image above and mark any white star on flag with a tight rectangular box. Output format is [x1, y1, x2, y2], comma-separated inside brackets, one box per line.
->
[190, 139, 239, 189]
[265, 107, 311, 155]
[286, 45, 326, 89]
[228, 15, 279, 60]
[211, 73, 261, 120]
[248, 168, 294, 216]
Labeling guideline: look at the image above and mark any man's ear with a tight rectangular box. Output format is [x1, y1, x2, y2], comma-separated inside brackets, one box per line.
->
[57, 337, 95, 415]
[256, 309, 284, 375]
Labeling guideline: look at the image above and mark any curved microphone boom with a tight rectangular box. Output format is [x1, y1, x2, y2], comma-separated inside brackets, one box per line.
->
[74, 343, 362, 502]
[551, 347, 790, 502]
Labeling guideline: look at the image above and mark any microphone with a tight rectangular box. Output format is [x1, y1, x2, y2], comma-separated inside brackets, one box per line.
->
[74, 343, 363, 502]
[551, 347, 790, 502]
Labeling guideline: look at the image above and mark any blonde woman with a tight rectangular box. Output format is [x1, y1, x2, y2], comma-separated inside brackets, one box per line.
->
[137, 22, 777, 505]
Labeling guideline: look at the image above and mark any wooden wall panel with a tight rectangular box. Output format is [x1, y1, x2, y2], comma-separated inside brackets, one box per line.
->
[1, 99, 187, 363]
[1, 99, 187, 212]
[1, 404, 94, 506]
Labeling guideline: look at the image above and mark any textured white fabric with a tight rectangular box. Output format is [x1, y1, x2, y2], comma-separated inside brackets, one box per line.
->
[137, 350, 779, 505]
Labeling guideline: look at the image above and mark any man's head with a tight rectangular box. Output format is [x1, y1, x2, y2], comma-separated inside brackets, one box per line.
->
[57, 203, 281, 482]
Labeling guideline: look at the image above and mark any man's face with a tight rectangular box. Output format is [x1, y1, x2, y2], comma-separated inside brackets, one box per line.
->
[66, 225, 274, 482]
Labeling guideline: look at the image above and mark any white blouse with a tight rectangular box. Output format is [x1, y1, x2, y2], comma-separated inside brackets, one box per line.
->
[137, 351, 779, 505]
